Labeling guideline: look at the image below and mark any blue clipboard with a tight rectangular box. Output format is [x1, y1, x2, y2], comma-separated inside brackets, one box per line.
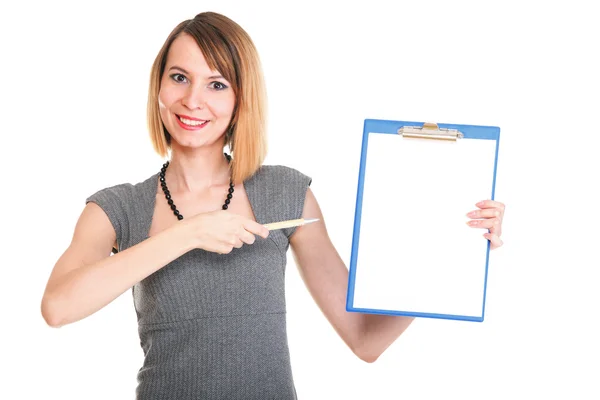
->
[346, 119, 501, 322]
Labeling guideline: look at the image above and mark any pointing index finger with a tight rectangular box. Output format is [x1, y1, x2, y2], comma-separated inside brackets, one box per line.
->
[243, 220, 270, 239]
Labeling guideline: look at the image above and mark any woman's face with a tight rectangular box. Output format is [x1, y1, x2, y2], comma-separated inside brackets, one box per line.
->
[158, 33, 235, 150]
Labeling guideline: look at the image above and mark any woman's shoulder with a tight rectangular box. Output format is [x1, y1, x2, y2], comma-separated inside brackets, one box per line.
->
[86, 173, 158, 207]
[249, 164, 312, 185]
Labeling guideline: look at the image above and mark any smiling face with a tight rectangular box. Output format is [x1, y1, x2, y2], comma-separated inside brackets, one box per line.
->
[158, 33, 236, 151]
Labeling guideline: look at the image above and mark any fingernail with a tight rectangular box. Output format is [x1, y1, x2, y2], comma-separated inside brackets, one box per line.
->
[494, 210, 500, 216]
[467, 220, 479, 226]
[477, 201, 485, 206]
[467, 211, 477, 217]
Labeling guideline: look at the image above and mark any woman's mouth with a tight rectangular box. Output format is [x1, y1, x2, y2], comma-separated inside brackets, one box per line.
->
[175, 114, 209, 130]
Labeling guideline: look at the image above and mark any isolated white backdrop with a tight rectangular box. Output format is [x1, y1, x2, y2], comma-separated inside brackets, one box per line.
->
[2, 1, 599, 399]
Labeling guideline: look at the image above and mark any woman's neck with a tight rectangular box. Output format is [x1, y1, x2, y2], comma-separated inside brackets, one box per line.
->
[165, 145, 231, 193]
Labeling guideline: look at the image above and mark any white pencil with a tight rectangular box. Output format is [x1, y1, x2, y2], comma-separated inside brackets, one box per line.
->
[263, 218, 319, 230]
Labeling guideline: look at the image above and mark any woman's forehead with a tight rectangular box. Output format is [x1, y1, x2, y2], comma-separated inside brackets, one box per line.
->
[165, 33, 222, 77]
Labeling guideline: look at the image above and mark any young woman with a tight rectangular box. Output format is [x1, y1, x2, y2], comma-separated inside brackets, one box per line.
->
[41, 11, 505, 399]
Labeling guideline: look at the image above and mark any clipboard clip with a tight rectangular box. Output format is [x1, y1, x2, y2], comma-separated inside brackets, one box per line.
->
[398, 122, 464, 141]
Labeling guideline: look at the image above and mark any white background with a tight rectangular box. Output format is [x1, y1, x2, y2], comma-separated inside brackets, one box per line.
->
[2, 1, 599, 399]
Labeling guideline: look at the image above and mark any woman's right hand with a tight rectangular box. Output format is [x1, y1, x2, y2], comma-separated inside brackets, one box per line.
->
[181, 210, 270, 254]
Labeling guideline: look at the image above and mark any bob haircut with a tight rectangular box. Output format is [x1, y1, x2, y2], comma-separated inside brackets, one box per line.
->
[147, 12, 267, 183]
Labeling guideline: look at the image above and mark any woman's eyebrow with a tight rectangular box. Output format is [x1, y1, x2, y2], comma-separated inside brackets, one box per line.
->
[168, 65, 224, 80]
[168, 66, 189, 74]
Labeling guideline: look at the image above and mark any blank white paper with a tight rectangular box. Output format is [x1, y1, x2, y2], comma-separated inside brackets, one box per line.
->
[352, 132, 497, 318]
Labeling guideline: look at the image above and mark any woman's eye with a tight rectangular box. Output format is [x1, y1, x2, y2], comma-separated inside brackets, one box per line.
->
[209, 81, 228, 90]
[170, 73, 188, 83]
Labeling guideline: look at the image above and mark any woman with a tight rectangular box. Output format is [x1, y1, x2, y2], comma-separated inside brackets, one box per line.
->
[41, 11, 505, 399]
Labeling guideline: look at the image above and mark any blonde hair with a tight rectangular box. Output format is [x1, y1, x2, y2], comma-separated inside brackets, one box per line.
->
[147, 12, 267, 183]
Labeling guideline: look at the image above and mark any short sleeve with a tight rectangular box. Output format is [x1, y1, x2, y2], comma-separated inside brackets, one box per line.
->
[274, 167, 312, 239]
[85, 183, 133, 252]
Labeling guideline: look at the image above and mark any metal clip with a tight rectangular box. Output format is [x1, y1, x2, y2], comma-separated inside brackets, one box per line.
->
[398, 122, 464, 141]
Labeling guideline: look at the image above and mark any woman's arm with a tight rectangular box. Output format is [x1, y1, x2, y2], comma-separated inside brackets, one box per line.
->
[41, 203, 268, 328]
[41, 202, 196, 328]
[290, 188, 504, 363]
[289, 188, 414, 363]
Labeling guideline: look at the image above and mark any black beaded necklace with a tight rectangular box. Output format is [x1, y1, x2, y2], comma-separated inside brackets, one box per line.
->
[159, 153, 234, 220]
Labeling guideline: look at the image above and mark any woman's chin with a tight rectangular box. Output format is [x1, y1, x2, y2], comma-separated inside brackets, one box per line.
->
[170, 137, 225, 151]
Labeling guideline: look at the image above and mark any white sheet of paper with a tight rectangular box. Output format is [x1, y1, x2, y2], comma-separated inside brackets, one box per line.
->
[352, 132, 497, 318]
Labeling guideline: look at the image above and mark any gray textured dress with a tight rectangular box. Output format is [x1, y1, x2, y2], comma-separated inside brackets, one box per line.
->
[86, 165, 312, 399]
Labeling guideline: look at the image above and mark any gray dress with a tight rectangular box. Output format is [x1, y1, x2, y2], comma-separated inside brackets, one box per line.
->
[86, 165, 312, 400]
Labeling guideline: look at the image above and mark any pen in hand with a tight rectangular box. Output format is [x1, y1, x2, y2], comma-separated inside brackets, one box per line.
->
[263, 218, 319, 231]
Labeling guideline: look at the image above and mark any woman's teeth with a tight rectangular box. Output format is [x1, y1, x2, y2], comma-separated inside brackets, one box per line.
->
[178, 116, 207, 126]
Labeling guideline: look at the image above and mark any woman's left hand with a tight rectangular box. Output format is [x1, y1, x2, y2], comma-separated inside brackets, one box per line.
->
[466, 200, 505, 250]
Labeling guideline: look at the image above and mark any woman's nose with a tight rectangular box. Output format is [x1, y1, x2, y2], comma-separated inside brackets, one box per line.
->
[181, 86, 205, 110]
